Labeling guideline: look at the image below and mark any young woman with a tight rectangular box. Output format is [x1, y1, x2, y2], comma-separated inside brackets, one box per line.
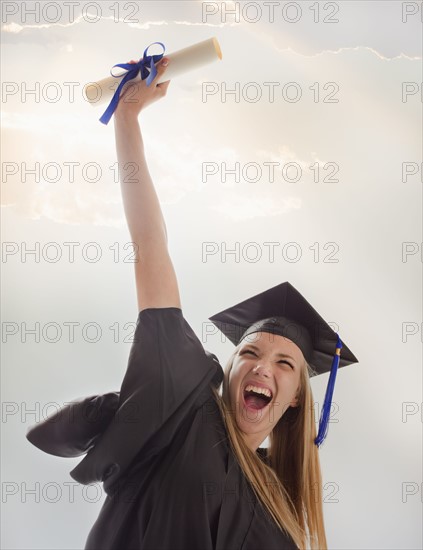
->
[27, 56, 358, 549]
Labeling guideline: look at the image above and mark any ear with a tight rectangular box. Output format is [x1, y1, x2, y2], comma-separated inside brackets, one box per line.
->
[289, 396, 299, 408]
[289, 389, 300, 408]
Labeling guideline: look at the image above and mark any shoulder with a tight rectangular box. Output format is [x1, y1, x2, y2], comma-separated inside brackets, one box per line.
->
[204, 350, 224, 388]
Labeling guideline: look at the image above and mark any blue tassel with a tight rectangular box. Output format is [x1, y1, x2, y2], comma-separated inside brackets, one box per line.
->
[314, 335, 342, 448]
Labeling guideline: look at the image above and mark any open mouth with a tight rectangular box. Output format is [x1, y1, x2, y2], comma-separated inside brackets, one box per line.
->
[242, 385, 273, 411]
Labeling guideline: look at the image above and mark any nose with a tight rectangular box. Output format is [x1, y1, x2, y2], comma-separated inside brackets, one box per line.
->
[253, 363, 270, 377]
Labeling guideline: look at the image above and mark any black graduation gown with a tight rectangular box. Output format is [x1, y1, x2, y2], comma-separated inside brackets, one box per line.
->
[26, 307, 298, 550]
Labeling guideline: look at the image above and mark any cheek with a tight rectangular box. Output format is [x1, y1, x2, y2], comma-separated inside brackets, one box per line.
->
[227, 368, 236, 398]
[275, 371, 300, 396]
[228, 363, 245, 396]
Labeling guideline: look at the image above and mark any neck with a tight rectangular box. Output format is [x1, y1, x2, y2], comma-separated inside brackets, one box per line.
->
[242, 431, 268, 453]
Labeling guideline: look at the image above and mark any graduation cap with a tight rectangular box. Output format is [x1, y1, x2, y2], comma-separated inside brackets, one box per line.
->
[208, 281, 358, 447]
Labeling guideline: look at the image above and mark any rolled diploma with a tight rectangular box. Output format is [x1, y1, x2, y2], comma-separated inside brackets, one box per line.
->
[83, 37, 222, 105]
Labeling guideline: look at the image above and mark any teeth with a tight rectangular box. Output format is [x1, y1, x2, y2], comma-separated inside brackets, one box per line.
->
[245, 384, 272, 399]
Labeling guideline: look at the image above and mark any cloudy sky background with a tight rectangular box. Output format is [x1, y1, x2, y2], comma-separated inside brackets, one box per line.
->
[2, 1, 422, 549]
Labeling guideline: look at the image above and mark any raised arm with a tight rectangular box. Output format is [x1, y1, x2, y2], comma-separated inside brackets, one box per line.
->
[113, 57, 181, 312]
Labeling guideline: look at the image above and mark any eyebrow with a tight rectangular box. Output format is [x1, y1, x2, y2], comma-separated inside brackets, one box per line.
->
[242, 344, 297, 365]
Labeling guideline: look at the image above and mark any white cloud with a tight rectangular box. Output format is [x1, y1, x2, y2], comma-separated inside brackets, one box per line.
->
[1, 14, 86, 32]
[273, 44, 421, 62]
[213, 193, 301, 221]
[1, 16, 234, 35]
[256, 145, 313, 170]
[2, 22, 24, 33]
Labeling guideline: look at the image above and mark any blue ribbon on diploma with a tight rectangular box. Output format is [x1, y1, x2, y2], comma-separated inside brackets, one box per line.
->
[99, 42, 166, 125]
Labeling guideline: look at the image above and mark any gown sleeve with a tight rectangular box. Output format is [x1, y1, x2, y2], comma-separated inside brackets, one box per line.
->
[25, 392, 120, 458]
[67, 307, 223, 493]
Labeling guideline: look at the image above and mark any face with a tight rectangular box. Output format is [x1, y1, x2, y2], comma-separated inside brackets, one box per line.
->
[228, 331, 304, 452]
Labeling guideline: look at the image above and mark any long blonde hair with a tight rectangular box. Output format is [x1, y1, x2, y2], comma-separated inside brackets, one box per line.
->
[210, 343, 327, 550]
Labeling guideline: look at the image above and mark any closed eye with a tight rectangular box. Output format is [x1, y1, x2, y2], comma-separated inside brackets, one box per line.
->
[278, 360, 295, 369]
[242, 350, 256, 356]
[242, 350, 294, 369]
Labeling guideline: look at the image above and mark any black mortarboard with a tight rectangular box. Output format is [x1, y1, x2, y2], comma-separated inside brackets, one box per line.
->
[209, 281, 359, 447]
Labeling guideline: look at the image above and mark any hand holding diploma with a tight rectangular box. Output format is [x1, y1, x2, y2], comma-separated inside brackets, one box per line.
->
[84, 37, 222, 124]
[114, 57, 171, 120]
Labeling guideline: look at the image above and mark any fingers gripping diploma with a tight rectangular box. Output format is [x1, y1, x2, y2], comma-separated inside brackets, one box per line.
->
[115, 57, 171, 117]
